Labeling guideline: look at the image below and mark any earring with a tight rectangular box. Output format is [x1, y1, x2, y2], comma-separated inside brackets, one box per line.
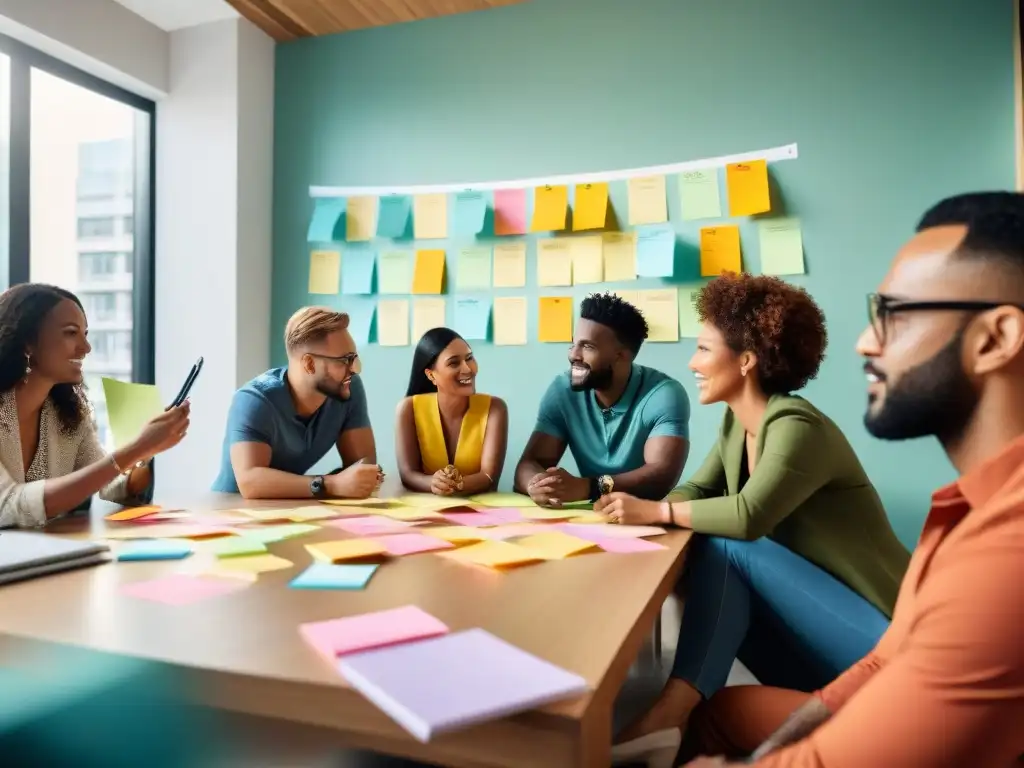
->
[741, 368, 747, 377]
[23, 353, 31, 379]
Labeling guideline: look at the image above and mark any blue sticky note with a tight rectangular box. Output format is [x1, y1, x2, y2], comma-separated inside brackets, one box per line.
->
[346, 301, 375, 345]
[307, 198, 346, 243]
[117, 540, 193, 562]
[453, 191, 487, 236]
[289, 563, 379, 590]
[342, 250, 376, 294]
[377, 195, 412, 238]
[636, 224, 676, 277]
[454, 296, 491, 341]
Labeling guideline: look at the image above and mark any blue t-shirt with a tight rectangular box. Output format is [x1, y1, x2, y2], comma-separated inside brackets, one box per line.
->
[211, 367, 371, 493]
[534, 364, 690, 478]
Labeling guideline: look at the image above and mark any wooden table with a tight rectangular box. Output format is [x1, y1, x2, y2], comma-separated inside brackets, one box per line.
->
[0, 491, 691, 768]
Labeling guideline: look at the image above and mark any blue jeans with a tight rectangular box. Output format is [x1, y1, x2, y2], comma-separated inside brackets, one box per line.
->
[672, 535, 889, 697]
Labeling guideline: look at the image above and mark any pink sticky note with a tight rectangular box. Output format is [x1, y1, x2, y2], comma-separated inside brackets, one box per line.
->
[300, 605, 449, 663]
[119, 574, 248, 606]
[485, 508, 525, 523]
[324, 517, 416, 536]
[376, 533, 455, 556]
[441, 512, 509, 527]
[486, 523, 555, 540]
[591, 536, 667, 553]
[494, 189, 527, 236]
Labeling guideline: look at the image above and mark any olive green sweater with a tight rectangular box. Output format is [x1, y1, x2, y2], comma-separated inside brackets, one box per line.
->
[669, 395, 909, 617]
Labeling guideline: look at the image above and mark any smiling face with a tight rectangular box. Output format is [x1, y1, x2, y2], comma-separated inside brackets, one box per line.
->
[569, 318, 622, 392]
[688, 321, 749, 405]
[29, 298, 91, 385]
[308, 327, 360, 402]
[429, 337, 478, 395]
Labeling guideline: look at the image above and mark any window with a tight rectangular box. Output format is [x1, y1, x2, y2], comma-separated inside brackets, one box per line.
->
[0, 40, 157, 451]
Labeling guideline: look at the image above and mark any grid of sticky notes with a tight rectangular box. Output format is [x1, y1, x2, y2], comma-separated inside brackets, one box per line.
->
[304, 158, 804, 345]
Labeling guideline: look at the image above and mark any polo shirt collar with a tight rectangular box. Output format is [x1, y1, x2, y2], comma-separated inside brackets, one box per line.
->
[938, 432, 1024, 511]
[600, 364, 642, 414]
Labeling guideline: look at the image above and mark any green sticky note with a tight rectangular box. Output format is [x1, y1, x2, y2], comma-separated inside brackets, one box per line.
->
[243, 523, 319, 544]
[101, 378, 164, 449]
[678, 283, 704, 338]
[678, 169, 722, 221]
[759, 218, 805, 276]
[378, 251, 412, 294]
[209, 536, 268, 559]
[457, 246, 493, 290]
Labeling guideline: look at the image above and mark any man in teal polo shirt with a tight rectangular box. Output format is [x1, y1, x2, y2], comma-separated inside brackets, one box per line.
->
[514, 292, 691, 506]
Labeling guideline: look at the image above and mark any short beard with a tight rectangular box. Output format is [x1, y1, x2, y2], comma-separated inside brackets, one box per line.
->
[570, 365, 614, 392]
[864, 330, 977, 444]
[316, 379, 350, 402]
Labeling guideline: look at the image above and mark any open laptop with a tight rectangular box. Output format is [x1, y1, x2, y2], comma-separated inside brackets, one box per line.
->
[0, 531, 110, 586]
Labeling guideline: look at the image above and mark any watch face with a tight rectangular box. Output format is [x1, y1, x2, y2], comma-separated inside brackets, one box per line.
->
[600, 475, 614, 494]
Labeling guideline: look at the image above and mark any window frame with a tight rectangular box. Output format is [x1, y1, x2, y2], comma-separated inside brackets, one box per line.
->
[0, 33, 156, 387]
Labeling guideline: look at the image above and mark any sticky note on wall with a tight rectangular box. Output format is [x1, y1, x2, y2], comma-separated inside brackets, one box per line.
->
[679, 169, 722, 220]
[454, 297, 491, 341]
[346, 196, 377, 242]
[493, 297, 527, 346]
[378, 300, 410, 346]
[628, 175, 668, 226]
[726, 160, 770, 217]
[309, 250, 340, 294]
[635, 225, 675, 278]
[412, 250, 445, 294]
[494, 189, 527, 236]
[538, 297, 573, 343]
[412, 298, 446, 341]
[531, 185, 568, 232]
[570, 236, 603, 285]
[573, 182, 608, 231]
[307, 198, 345, 242]
[758, 218, 805, 276]
[678, 283, 704, 338]
[635, 289, 679, 342]
[603, 232, 637, 282]
[341, 250, 375, 294]
[700, 226, 742, 276]
[378, 251, 412, 294]
[453, 191, 487, 236]
[377, 195, 412, 238]
[492, 243, 526, 288]
[414, 194, 448, 239]
[537, 239, 572, 287]
[457, 247, 492, 290]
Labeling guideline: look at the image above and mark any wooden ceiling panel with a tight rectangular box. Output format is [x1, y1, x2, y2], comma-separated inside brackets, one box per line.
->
[226, 0, 530, 41]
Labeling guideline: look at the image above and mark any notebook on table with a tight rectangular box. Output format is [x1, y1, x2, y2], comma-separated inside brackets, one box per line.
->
[0, 531, 110, 586]
[338, 628, 589, 742]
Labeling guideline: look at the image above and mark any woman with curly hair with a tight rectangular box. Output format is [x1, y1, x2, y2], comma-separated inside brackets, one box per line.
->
[0, 283, 190, 528]
[604, 273, 910, 765]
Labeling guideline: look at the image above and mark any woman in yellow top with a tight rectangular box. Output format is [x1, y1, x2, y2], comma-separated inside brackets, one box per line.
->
[395, 327, 508, 496]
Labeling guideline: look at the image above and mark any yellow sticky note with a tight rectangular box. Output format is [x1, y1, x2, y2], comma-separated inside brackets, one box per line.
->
[678, 283, 705, 338]
[346, 196, 376, 242]
[493, 242, 527, 288]
[377, 299, 410, 346]
[237, 508, 292, 522]
[214, 554, 294, 574]
[614, 289, 640, 306]
[700, 226, 742, 277]
[531, 185, 568, 232]
[538, 297, 574, 343]
[537, 239, 572, 287]
[449, 540, 543, 569]
[573, 182, 608, 231]
[603, 233, 637, 282]
[568, 512, 610, 524]
[318, 498, 391, 507]
[412, 298, 446, 342]
[493, 297, 528, 346]
[412, 249, 445, 294]
[521, 508, 577, 521]
[395, 494, 466, 509]
[105, 505, 162, 522]
[306, 539, 386, 563]
[758, 218, 805, 276]
[467, 492, 539, 508]
[308, 250, 340, 294]
[380, 506, 444, 522]
[570, 236, 603, 285]
[422, 526, 493, 545]
[628, 175, 668, 225]
[287, 506, 342, 522]
[517, 531, 600, 560]
[726, 160, 771, 217]
[414, 193, 448, 239]
[636, 289, 680, 342]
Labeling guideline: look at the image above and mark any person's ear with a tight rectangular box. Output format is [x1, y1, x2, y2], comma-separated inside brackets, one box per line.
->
[739, 351, 758, 378]
[971, 308, 1024, 375]
[302, 354, 316, 375]
[425, 369, 437, 385]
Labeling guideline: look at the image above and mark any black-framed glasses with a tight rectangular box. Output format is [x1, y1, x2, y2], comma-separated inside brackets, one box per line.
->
[867, 293, 1024, 345]
[308, 352, 359, 369]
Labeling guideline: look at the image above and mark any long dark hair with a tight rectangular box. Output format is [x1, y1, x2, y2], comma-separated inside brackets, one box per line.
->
[405, 327, 464, 397]
[0, 283, 90, 432]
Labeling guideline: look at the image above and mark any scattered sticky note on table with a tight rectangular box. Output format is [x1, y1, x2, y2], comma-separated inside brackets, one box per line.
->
[457, 246, 492, 289]
[346, 196, 376, 242]
[116, 539, 193, 562]
[105, 504, 162, 522]
[208, 536, 268, 558]
[486, 523, 552, 540]
[101, 380, 165, 450]
[492, 242, 526, 288]
[567, 512, 609, 524]
[537, 239, 572, 286]
[573, 182, 608, 231]
[570, 236, 603, 285]
[636, 289, 680, 342]
[521, 508, 576, 521]
[726, 159, 771, 217]
[412, 250, 445, 294]
[453, 191, 487, 236]
[341, 249, 376, 294]
[531, 185, 568, 232]
[377, 195, 412, 238]
[517, 531, 600, 560]
[494, 188, 527, 236]
[468, 492, 539, 508]
[380, 506, 444, 522]
[287, 506, 342, 522]
[493, 297, 527, 346]
[325, 516, 415, 536]
[378, 299, 410, 346]
[758, 218, 805, 275]
[679, 169, 722, 220]
[346, 301, 375, 346]
[422, 526, 495, 545]
[241, 523, 320, 544]
[379, 251, 413, 294]
[395, 494, 467, 509]
[120, 574, 247, 606]
[679, 283, 704, 338]
[290, 563, 378, 590]
[307, 198, 345, 242]
[700, 225, 742, 276]
[306, 539, 387, 564]
[636, 225, 675, 278]
[309, 250, 340, 294]
[300, 605, 449, 664]
[235, 508, 292, 522]
[454, 297, 491, 341]
[592, 536, 667, 553]
[441, 511, 510, 527]
[375, 533, 454, 557]
[558, 523, 666, 540]
[448, 540, 543, 570]
[628, 175, 668, 225]
[603, 232, 637, 282]
[412, 298, 446, 341]
[414, 193, 448, 239]
[538, 297, 573, 343]
[215, 553, 294, 575]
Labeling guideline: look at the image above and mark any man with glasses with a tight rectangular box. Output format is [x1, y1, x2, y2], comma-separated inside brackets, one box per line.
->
[212, 306, 382, 499]
[682, 191, 1024, 767]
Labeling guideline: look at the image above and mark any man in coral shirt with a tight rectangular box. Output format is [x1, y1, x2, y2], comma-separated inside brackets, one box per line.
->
[682, 191, 1024, 767]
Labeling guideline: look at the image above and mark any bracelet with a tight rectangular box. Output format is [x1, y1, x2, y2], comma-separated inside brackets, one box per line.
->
[108, 454, 147, 476]
[108, 453, 124, 474]
[483, 472, 494, 487]
[660, 501, 673, 525]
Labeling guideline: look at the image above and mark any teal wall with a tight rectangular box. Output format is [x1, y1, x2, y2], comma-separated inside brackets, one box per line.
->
[272, 0, 1016, 547]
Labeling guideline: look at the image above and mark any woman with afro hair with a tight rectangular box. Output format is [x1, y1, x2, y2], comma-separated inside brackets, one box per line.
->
[603, 273, 910, 765]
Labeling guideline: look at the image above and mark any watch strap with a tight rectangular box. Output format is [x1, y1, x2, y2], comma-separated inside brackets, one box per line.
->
[588, 476, 601, 503]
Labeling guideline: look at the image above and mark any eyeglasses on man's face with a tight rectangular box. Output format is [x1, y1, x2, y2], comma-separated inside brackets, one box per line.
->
[866, 293, 1024, 346]
[308, 352, 359, 370]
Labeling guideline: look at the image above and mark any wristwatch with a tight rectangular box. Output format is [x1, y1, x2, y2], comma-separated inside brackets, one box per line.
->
[310, 475, 327, 499]
[590, 474, 614, 502]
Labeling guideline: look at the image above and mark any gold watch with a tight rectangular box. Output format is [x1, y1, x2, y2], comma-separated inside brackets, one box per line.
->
[598, 474, 614, 495]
